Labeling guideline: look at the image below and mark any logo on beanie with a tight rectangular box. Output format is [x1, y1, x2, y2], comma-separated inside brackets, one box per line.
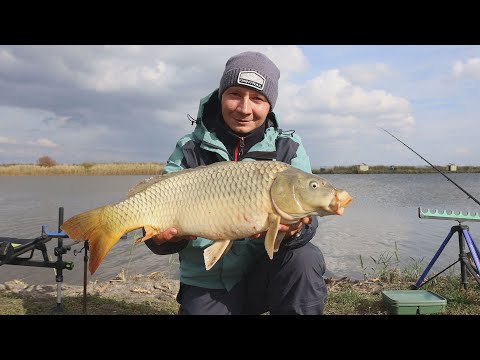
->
[237, 71, 265, 91]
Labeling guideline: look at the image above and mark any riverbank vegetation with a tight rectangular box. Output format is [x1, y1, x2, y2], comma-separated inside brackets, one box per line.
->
[0, 162, 165, 176]
[2, 162, 480, 176]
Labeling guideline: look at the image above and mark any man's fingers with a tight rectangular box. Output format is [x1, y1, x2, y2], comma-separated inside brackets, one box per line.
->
[155, 228, 197, 242]
[301, 216, 312, 225]
[279, 222, 301, 232]
[278, 224, 291, 232]
[277, 218, 310, 237]
[250, 217, 312, 239]
[251, 231, 266, 239]
[167, 229, 197, 242]
[165, 228, 178, 240]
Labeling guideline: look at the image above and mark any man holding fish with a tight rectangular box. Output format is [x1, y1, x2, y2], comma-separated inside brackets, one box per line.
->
[143, 51, 350, 315]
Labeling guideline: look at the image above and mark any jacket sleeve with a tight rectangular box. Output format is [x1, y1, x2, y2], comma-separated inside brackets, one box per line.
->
[144, 237, 189, 255]
[288, 133, 312, 173]
[280, 134, 318, 249]
[280, 216, 319, 250]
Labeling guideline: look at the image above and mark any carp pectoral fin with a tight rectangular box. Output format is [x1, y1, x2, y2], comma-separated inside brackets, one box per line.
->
[204, 240, 233, 271]
[273, 232, 287, 253]
[134, 225, 158, 244]
[265, 213, 281, 260]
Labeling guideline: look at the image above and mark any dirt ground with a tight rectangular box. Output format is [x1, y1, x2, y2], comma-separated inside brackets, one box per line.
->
[0, 270, 388, 304]
[0, 269, 180, 305]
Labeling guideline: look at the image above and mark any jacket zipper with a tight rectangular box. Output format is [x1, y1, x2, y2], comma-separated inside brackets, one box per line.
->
[234, 137, 245, 162]
[203, 137, 249, 161]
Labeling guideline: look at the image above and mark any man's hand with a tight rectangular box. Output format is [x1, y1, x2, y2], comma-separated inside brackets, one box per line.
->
[250, 216, 312, 239]
[150, 228, 197, 246]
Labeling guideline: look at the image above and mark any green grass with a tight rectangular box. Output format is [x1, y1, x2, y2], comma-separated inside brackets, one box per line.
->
[325, 287, 382, 315]
[324, 273, 480, 315]
[326, 243, 480, 315]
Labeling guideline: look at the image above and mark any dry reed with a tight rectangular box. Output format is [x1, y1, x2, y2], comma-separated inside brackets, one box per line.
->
[0, 163, 165, 176]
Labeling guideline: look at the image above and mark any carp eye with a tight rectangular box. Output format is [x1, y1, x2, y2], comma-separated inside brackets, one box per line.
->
[310, 181, 319, 189]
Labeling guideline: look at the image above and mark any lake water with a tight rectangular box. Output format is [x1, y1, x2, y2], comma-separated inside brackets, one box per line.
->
[1, 173, 480, 286]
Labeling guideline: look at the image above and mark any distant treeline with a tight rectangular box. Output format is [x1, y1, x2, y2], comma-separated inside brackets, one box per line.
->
[312, 165, 480, 174]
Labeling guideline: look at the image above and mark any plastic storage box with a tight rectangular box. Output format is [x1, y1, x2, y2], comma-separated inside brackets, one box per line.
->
[381, 290, 447, 315]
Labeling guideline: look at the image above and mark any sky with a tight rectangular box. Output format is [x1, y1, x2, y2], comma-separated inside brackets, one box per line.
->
[0, 45, 479, 168]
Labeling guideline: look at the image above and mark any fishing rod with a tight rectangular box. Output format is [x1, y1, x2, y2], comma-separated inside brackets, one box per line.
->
[380, 127, 480, 207]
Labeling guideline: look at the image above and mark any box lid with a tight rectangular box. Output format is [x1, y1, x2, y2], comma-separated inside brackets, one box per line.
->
[382, 290, 447, 306]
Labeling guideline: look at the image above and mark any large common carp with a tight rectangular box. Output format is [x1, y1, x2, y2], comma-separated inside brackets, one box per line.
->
[61, 161, 352, 274]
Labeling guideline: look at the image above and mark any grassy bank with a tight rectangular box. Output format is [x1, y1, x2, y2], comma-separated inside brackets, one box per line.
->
[324, 271, 480, 315]
[0, 162, 165, 176]
[1, 266, 479, 315]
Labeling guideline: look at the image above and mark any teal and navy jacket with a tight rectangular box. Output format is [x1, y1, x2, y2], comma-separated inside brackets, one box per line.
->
[145, 89, 319, 291]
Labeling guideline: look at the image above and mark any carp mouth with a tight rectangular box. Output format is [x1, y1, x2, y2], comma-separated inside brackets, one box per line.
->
[329, 190, 352, 215]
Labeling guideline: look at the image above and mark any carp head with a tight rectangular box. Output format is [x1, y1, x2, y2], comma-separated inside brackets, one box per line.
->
[270, 167, 352, 220]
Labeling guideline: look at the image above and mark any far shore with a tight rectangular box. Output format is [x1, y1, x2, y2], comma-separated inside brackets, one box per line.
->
[1, 162, 480, 176]
[314, 165, 480, 174]
[0, 162, 165, 176]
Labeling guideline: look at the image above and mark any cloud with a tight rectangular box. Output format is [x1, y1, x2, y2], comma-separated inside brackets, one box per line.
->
[1, 45, 477, 167]
[0, 136, 17, 144]
[452, 57, 480, 79]
[0, 48, 16, 67]
[0, 45, 310, 163]
[78, 58, 175, 93]
[339, 62, 393, 86]
[277, 69, 414, 137]
[29, 138, 59, 148]
[0, 45, 307, 97]
[454, 147, 471, 155]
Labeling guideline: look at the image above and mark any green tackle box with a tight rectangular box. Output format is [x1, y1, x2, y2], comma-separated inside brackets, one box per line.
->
[381, 290, 447, 315]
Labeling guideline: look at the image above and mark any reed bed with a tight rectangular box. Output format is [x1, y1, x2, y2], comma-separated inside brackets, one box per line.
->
[2, 163, 480, 176]
[0, 162, 165, 176]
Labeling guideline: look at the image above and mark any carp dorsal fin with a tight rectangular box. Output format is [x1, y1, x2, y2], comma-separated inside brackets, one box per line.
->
[265, 213, 281, 259]
[127, 175, 163, 198]
[203, 240, 233, 271]
[127, 168, 198, 198]
[127, 163, 235, 198]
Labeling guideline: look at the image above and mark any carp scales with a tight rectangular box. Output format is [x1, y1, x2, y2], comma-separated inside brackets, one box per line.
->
[61, 161, 352, 274]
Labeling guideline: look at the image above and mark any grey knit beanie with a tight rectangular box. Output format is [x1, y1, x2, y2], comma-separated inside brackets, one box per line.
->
[219, 51, 280, 110]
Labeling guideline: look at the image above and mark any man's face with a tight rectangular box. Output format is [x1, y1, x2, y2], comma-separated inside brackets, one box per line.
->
[221, 86, 271, 135]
